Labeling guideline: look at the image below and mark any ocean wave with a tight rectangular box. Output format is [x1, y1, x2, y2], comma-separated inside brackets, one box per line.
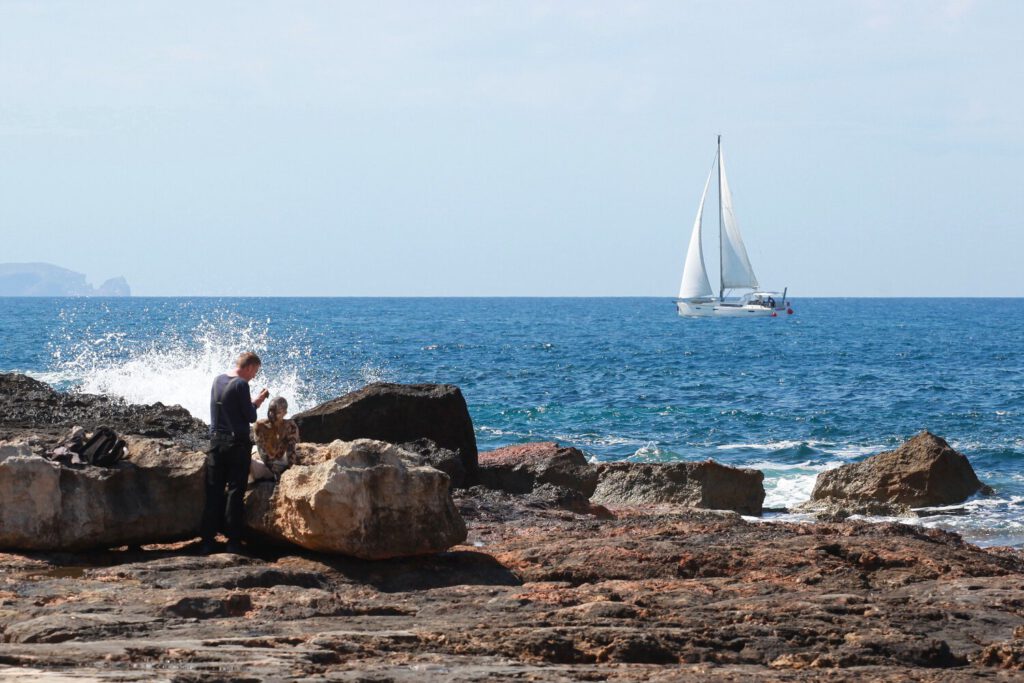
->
[44, 313, 323, 422]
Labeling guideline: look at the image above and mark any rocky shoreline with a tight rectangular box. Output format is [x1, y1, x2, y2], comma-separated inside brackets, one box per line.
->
[1, 373, 1022, 680]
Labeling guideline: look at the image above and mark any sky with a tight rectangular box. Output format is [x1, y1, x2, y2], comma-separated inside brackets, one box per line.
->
[1, 0, 1022, 297]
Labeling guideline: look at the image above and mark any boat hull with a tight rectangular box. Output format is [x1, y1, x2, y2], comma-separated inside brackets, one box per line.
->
[676, 301, 778, 317]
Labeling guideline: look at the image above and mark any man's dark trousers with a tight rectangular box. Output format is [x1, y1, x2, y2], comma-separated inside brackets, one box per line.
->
[201, 438, 251, 543]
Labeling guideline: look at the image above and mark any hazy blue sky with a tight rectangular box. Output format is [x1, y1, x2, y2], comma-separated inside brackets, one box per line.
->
[1, 1, 1021, 296]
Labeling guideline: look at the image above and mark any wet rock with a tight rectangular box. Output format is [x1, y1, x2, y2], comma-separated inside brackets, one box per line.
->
[591, 460, 765, 515]
[477, 442, 598, 497]
[0, 373, 208, 447]
[0, 436, 205, 551]
[245, 439, 467, 559]
[793, 499, 911, 520]
[293, 382, 479, 482]
[810, 431, 993, 510]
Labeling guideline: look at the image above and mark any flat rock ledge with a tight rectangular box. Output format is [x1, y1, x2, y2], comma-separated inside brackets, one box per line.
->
[0, 498, 1021, 681]
[245, 439, 467, 559]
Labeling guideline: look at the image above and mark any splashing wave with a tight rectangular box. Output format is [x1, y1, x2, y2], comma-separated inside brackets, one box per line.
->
[41, 313, 321, 423]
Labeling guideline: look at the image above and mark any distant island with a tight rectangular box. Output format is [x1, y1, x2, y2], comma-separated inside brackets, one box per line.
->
[0, 263, 130, 297]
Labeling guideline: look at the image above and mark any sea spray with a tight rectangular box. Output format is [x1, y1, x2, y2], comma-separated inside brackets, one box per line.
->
[44, 312, 320, 422]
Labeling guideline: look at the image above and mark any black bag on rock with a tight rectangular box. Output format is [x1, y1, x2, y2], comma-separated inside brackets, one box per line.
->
[81, 427, 127, 467]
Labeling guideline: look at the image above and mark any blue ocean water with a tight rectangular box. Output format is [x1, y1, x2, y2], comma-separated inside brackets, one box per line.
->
[1, 297, 1021, 546]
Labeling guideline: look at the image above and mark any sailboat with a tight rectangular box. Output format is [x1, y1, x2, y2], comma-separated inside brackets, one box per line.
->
[676, 136, 792, 318]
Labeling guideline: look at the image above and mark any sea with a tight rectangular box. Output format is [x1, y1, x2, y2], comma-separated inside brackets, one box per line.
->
[1, 297, 1021, 547]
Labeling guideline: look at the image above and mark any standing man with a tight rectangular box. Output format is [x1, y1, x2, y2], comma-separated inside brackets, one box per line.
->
[201, 351, 269, 555]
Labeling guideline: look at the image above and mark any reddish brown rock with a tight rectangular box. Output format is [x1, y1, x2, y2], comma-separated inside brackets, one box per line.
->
[810, 431, 993, 509]
[478, 442, 598, 497]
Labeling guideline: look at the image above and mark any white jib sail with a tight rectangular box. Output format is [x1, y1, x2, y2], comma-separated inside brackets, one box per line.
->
[678, 164, 715, 300]
[718, 148, 759, 291]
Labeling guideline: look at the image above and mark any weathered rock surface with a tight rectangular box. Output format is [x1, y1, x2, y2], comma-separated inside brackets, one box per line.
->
[478, 442, 598, 497]
[475, 442, 610, 517]
[293, 382, 479, 483]
[0, 498, 1021, 681]
[810, 431, 993, 510]
[0, 436, 205, 551]
[592, 460, 766, 516]
[245, 439, 467, 559]
[399, 437, 467, 489]
[0, 373, 208, 447]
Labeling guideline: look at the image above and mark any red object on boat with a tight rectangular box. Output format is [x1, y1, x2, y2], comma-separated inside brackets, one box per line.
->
[787, 308, 794, 315]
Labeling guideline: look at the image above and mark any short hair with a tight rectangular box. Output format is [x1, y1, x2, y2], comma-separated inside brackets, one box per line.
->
[267, 396, 288, 419]
[236, 351, 262, 369]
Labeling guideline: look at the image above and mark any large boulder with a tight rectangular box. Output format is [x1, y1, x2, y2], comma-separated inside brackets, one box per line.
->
[591, 460, 765, 516]
[245, 439, 467, 559]
[809, 431, 993, 510]
[293, 383, 478, 484]
[0, 436, 206, 551]
[477, 442, 598, 497]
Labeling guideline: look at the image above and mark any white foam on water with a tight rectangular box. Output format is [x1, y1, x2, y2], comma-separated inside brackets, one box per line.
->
[717, 440, 828, 451]
[828, 444, 885, 459]
[41, 314, 323, 423]
[627, 441, 669, 462]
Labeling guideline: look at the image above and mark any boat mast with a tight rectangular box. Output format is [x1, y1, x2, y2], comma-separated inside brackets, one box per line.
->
[717, 134, 724, 301]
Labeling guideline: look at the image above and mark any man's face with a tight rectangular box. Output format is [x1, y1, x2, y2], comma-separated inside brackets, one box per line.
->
[239, 363, 261, 382]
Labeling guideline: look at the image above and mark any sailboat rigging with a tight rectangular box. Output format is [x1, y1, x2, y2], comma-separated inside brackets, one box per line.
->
[676, 136, 792, 318]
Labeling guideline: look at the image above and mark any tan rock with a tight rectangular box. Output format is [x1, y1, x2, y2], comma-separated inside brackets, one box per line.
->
[810, 431, 993, 509]
[245, 439, 467, 559]
[0, 437, 206, 551]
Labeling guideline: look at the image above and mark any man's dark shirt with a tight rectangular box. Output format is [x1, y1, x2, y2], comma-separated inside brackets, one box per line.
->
[209, 374, 257, 438]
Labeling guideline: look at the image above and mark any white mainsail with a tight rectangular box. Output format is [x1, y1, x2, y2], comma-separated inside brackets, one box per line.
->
[718, 148, 759, 291]
[677, 165, 715, 300]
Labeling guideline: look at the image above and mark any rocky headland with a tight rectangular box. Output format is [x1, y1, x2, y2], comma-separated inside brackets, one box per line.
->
[0, 373, 1021, 681]
[0, 263, 130, 297]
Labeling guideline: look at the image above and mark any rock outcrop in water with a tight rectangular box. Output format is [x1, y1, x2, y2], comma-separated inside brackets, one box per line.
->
[807, 431, 993, 515]
[0, 436, 205, 551]
[245, 439, 467, 559]
[294, 382, 479, 483]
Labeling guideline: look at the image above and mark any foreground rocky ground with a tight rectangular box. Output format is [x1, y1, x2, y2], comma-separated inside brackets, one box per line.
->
[2, 491, 1023, 681]
[2, 374, 1022, 680]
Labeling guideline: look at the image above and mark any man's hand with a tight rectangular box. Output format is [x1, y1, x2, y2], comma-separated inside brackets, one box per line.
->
[254, 388, 270, 407]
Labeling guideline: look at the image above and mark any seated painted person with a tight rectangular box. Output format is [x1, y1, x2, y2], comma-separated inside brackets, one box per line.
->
[249, 396, 300, 482]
